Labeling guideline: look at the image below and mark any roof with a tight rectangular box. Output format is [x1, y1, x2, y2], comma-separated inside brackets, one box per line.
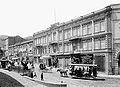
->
[70, 64, 97, 67]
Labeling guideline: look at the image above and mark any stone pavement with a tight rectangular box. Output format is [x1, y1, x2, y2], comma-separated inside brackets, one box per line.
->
[0, 69, 46, 87]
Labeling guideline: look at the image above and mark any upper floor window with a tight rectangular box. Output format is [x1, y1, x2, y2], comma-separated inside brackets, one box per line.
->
[87, 24, 92, 34]
[64, 29, 71, 39]
[59, 31, 62, 41]
[94, 22, 100, 33]
[101, 38, 106, 49]
[59, 44, 62, 52]
[88, 40, 92, 50]
[82, 25, 87, 35]
[94, 38, 106, 50]
[94, 19, 105, 33]
[100, 20, 105, 31]
[53, 32, 57, 41]
[72, 25, 80, 37]
[83, 41, 87, 50]
[94, 39, 100, 49]
[48, 34, 52, 43]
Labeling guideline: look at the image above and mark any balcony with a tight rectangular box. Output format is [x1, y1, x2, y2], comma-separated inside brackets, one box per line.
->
[49, 41, 58, 45]
[69, 36, 81, 42]
[36, 44, 43, 47]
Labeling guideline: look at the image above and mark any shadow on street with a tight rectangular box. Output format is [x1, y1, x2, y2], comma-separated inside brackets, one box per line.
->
[0, 72, 24, 87]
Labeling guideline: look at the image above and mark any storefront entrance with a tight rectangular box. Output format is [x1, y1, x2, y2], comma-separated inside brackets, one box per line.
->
[94, 55, 105, 72]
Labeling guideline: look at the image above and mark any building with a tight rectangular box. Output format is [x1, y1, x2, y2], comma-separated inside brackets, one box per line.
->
[8, 39, 33, 61]
[33, 4, 120, 75]
[4, 35, 26, 59]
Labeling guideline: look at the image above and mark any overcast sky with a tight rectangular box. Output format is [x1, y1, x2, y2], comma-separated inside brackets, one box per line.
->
[0, 0, 119, 37]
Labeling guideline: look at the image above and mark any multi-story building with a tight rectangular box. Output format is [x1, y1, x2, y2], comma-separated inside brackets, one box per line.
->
[8, 37, 33, 61]
[4, 35, 26, 58]
[33, 4, 120, 75]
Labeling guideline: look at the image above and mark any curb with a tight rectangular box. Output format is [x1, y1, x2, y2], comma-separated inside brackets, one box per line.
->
[24, 76, 67, 87]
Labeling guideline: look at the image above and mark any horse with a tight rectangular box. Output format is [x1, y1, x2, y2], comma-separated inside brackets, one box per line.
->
[44, 66, 53, 72]
[57, 68, 68, 77]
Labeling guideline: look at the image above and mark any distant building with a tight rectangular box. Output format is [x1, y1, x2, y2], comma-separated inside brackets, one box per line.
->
[4, 35, 26, 58]
[8, 36, 33, 61]
[33, 4, 120, 75]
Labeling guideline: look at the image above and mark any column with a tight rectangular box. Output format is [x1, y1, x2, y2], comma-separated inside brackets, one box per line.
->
[91, 20, 94, 35]
[62, 29, 64, 54]
[80, 24, 82, 36]
[105, 17, 108, 32]
[92, 38, 94, 52]
[71, 27, 73, 37]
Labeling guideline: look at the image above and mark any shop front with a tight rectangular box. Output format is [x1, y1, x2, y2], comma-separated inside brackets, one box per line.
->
[41, 56, 52, 67]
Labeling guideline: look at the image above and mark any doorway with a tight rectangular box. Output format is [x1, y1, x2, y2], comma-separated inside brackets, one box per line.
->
[118, 53, 120, 74]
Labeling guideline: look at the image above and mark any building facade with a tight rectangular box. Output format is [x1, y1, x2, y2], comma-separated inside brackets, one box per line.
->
[4, 36, 26, 58]
[8, 39, 33, 61]
[33, 4, 120, 75]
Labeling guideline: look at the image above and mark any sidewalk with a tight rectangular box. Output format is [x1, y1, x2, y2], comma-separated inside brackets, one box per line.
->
[98, 72, 120, 79]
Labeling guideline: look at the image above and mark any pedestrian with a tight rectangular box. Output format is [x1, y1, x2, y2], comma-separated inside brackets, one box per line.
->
[41, 72, 44, 81]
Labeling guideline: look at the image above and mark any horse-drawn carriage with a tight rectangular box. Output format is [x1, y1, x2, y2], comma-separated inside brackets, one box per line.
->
[69, 64, 98, 79]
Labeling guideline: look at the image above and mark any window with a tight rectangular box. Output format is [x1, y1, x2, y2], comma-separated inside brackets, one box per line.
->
[67, 29, 71, 38]
[83, 41, 87, 50]
[64, 44, 67, 52]
[82, 25, 87, 35]
[94, 39, 100, 49]
[88, 41, 92, 50]
[59, 31, 62, 40]
[100, 21, 105, 31]
[64, 30, 67, 39]
[48, 34, 52, 42]
[53, 32, 57, 41]
[72, 26, 79, 36]
[64, 29, 71, 39]
[87, 24, 92, 34]
[59, 44, 62, 52]
[101, 39, 106, 49]
[94, 22, 100, 33]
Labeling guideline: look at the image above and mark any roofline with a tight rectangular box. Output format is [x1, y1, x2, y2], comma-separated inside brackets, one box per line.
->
[33, 3, 120, 35]
[8, 39, 33, 48]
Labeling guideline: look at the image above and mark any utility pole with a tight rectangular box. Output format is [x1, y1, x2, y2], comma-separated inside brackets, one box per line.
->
[54, 8, 56, 23]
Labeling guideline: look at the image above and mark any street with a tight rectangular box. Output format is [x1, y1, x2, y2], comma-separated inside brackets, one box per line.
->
[33, 64, 120, 87]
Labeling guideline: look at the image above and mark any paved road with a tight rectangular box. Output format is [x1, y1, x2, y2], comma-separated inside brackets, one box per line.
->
[34, 63, 120, 87]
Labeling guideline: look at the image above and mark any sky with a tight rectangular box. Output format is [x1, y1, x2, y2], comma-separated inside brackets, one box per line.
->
[0, 0, 119, 38]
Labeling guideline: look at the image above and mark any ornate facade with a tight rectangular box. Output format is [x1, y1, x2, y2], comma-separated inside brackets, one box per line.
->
[33, 4, 120, 75]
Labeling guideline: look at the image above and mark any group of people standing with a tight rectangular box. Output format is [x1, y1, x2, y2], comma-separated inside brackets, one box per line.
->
[70, 65, 97, 78]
